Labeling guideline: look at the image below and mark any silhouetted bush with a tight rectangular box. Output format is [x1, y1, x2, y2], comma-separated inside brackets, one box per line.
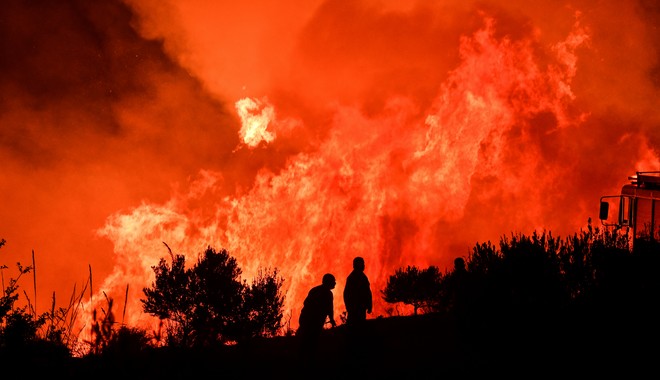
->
[2, 217, 657, 374]
[0, 256, 45, 352]
[102, 325, 152, 358]
[381, 219, 656, 346]
[1, 240, 71, 369]
[141, 245, 285, 348]
[236, 267, 286, 339]
[381, 265, 443, 315]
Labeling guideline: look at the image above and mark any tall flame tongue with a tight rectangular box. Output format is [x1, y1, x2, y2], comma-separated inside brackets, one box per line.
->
[81, 15, 611, 336]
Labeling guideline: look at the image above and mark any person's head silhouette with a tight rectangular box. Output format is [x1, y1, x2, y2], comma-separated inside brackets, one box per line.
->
[454, 257, 466, 272]
[353, 257, 365, 272]
[322, 273, 336, 288]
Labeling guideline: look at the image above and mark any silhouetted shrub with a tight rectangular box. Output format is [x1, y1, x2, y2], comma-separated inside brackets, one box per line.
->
[237, 267, 285, 339]
[381, 265, 443, 315]
[102, 325, 152, 358]
[381, 219, 653, 338]
[0, 258, 45, 352]
[141, 245, 285, 348]
[1, 240, 71, 367]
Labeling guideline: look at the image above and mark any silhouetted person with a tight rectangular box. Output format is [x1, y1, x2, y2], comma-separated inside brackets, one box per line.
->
[446, 256, 483, 363]
[297, 273, 337, 366]
[343, 257, 373, 325]
[449, 257, 468, 309]
[343, 257, 373, 366]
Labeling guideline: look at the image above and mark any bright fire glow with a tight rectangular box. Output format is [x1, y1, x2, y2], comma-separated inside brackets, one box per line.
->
[236, 97, 276, 147]
[1, 1, 658, 343]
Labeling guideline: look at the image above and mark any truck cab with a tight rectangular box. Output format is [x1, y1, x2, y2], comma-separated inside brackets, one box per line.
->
[600, 171, 660, 253]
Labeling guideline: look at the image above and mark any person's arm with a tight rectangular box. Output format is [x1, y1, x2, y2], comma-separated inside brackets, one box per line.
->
[328, 293, 336, 327]
[366, 275, 373, 313]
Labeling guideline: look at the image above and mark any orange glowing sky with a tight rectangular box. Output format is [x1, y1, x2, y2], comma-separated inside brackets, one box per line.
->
[1, 0, 658, 334]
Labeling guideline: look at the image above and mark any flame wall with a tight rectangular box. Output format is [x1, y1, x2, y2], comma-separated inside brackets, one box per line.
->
[1, 0, 658, 336]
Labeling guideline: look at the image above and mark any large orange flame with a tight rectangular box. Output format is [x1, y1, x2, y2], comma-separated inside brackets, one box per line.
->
[77, 14, 626, 337]
[1, 1, 657, 348]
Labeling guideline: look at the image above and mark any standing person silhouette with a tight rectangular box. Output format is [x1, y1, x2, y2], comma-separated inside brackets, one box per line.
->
[446, 256, 478, 358]
[344, 257, 373, 326]
[343, 256, 373, 367]
[297, 273, 337, 366]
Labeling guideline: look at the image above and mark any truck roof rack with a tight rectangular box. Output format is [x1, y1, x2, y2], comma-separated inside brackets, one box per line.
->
[629, 171, 660, 188]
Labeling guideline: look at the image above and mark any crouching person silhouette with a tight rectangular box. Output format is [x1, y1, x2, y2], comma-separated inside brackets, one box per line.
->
[297, 273, 337, 367]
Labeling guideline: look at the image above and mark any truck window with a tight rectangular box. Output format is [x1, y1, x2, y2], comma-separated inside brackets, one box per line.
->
[635, 198, 658, 240]
[620, 196, 632, 226]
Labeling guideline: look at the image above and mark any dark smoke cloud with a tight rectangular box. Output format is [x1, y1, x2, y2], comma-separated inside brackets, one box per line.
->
[0, 0, 247, 303]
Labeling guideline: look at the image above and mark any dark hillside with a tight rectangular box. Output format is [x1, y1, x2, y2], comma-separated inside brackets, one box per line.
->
[3, 230, 658, 378]
[45, 307, 655, 379]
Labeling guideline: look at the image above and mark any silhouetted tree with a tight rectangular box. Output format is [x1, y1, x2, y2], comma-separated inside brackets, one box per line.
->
[141, 250, 195, 347]
[381, 265, 443, 315]
[465, 240, 499, 276]
[495, 231, 566, 313]
[141, 245, 285, 348]
[239, 267, 285, 339]
[189, 246, 245, 346]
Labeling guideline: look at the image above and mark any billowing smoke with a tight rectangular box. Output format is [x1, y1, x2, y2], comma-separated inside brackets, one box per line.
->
[1, 0, 658, 337]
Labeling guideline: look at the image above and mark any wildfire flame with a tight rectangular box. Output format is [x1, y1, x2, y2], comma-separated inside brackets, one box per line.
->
[83, 14, 607, 336]
[1, 1, 657, 346]
[235, 97, 276, 147]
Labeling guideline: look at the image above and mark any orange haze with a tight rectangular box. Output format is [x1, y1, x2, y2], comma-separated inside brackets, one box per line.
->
[1, 0, 658, 339]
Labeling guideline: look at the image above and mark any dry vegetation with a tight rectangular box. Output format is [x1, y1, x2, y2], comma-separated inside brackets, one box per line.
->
[2, 224, 659, 377]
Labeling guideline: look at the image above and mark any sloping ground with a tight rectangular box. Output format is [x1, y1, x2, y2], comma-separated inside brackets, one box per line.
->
[48, 307, 656, 379]
[64, 313, 471, 378]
